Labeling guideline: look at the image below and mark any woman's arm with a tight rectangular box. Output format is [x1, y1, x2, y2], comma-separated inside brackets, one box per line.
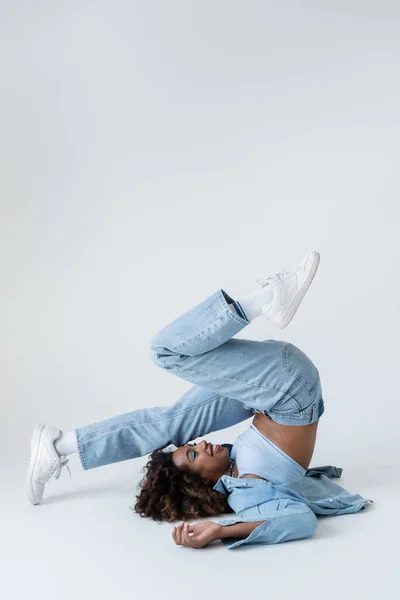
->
[218, 521, 266, 540]
[216, 499, 318, 549]
[172, 520, 266, 549]
[172, 501, 318, 550]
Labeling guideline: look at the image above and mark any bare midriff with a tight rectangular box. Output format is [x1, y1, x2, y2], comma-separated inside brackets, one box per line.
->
[237, 412, 320, 481]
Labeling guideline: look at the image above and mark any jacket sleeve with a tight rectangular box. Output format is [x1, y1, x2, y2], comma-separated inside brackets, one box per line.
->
[216, 498, 318, 550]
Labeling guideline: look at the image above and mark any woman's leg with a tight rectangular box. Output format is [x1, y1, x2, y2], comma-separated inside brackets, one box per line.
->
[149, 288, 323, 422]
[28, 381, 253, 504]
[76, 253, 323, 469]
[75, 386, 252, 469]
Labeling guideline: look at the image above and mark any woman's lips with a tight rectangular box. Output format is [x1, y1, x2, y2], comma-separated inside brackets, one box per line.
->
[208, 443, 221, 455]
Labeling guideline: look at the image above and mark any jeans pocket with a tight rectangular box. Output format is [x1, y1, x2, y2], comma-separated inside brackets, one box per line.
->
[268, 393, 303, 414]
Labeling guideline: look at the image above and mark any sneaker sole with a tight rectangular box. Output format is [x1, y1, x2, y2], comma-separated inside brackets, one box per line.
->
[27, 424, 45, 505]
[273, 251, 320, 329]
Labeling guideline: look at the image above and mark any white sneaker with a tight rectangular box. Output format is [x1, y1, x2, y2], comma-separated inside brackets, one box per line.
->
[257, 251, 320, 329]
[27, 424, 71, 505]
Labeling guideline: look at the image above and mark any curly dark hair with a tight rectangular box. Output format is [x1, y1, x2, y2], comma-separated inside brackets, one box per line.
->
[133, 447, 234, 523]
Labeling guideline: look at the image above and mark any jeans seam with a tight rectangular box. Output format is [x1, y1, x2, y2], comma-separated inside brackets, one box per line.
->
[269, 410, 308, 420]
[282, 344, 316, 397]
[77, 393, 228, 441]
[170, 315, 226, 351]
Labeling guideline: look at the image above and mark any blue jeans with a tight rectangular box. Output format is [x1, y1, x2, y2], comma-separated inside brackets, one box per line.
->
[76, 289, 325, 470]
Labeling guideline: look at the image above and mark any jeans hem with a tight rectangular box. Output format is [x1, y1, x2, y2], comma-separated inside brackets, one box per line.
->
[75, 428, 89, 471]
[217, 288, 249, 326]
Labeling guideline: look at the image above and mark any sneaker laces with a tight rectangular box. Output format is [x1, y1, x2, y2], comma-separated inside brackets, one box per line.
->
[53, 456, 72, 481]
[257, 267, 292, 286]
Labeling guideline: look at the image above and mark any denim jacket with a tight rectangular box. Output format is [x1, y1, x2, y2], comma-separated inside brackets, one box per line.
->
[213, 445, 374, 550]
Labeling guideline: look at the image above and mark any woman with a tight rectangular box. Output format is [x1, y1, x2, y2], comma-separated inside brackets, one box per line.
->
[27, 251, 373, 550]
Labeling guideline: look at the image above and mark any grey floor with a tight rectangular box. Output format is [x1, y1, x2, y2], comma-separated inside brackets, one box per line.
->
[2, 454, 398, 600]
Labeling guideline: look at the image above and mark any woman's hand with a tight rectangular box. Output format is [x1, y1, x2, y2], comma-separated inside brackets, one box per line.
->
[172, 520, 222, 549]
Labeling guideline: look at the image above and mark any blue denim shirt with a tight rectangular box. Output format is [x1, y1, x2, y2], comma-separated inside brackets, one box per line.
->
[213, 445, 374, 550]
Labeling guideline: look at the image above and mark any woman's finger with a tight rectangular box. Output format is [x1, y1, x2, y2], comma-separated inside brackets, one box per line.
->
[186, 523, 202, 548]
[176, 521, 185, 545]
[180, 522, 187, 545]
[172, 523, 182, 545]
[174, 523, 181, 545]
[182, 523, 192, 547]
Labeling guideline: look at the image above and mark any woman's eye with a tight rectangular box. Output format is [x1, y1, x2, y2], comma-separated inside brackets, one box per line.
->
[187, 443, 197, 460]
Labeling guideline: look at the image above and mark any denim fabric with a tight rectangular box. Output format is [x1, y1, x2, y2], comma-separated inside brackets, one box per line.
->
[76, 288, 324, 469]
[214, 459, 374, 549]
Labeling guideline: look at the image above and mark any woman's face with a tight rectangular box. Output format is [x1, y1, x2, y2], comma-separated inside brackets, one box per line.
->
[172, 440, 230, 483]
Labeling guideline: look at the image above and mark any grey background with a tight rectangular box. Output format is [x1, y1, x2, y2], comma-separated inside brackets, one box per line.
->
[1, 2, 399, 599]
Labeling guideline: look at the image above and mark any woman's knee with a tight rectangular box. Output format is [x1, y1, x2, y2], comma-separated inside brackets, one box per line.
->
[149, 344, 164, 367]
[149, 343, 179, 369]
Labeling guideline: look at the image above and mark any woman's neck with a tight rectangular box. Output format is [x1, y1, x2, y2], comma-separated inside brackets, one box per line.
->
[223, 459, 238, 478]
